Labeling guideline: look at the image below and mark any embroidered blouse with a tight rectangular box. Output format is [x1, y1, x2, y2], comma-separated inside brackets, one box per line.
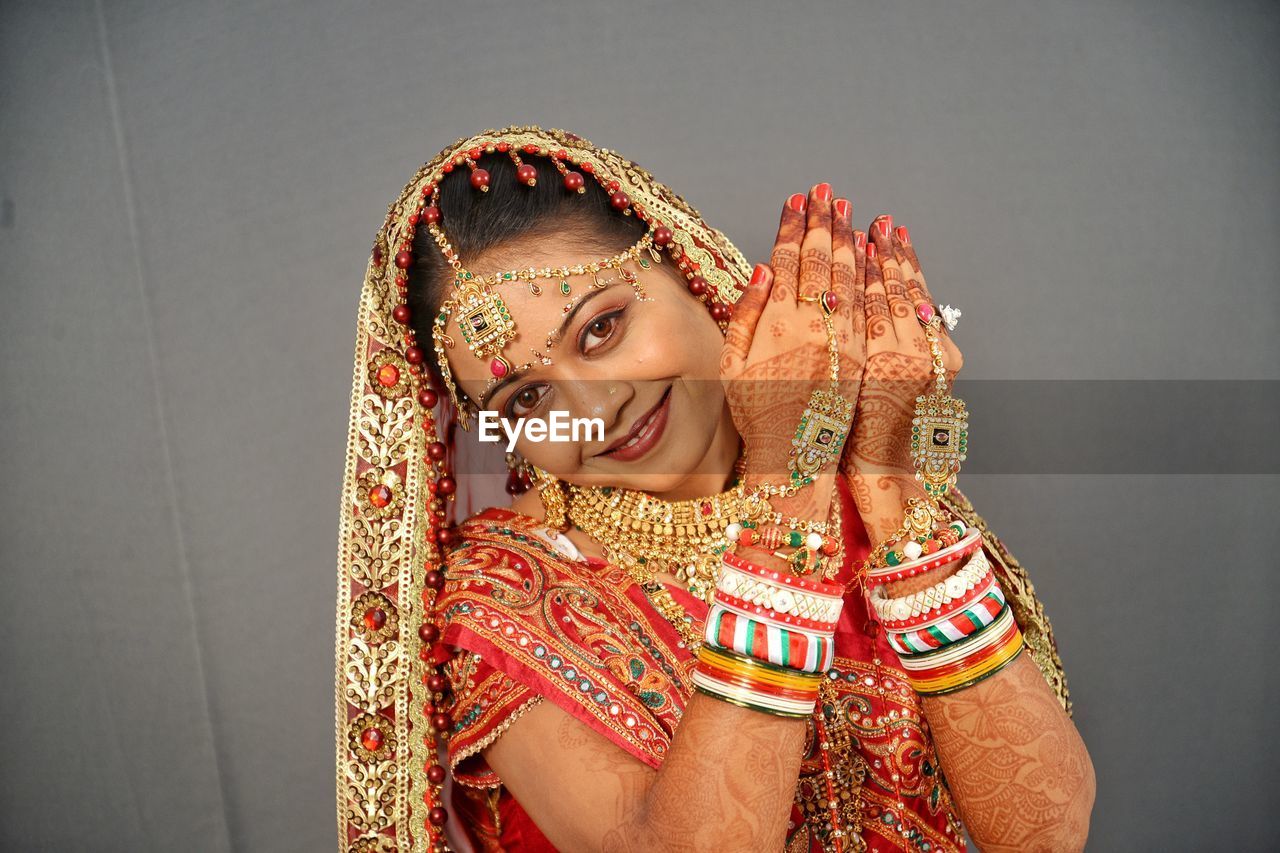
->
[436, 479, 1069, 852]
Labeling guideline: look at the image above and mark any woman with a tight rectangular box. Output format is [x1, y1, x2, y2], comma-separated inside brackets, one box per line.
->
[335, 126, 1095, 853]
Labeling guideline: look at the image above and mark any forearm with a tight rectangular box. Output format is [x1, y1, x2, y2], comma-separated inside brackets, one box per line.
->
[610, 691, 808, 852]
[865, 487, 1095, 851]
[610, 498, 833, 850]
[922, 652, 1095, 852]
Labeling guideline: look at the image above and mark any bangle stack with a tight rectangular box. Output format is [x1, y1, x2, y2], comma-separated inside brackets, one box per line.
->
[858, 299, 1025, 696]
[692, 551, 846, 716]
[695, 288, 855, 717]
[870, 549, 1024, 695]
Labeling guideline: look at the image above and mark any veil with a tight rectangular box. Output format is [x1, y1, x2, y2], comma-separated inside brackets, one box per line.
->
[334, 125, 1070, 851]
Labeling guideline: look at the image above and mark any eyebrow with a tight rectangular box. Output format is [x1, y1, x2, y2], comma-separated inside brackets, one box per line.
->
[479, 283, 624, 408]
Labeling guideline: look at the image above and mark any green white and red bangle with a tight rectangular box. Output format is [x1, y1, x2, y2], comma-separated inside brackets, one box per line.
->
[886, 586, 1006, 655]
[867, 526, 983, 583]
[706, 603, 836, 673]
[896, 604, 1016, 670]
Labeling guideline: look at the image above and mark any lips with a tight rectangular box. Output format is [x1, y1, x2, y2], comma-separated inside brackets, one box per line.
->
[599, 386, 672, 462]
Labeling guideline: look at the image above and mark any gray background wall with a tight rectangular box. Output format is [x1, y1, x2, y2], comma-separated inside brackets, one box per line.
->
[2, 0, 1277, 850]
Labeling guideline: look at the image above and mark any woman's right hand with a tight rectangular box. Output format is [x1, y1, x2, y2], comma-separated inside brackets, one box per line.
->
[720, 182, 865, 533]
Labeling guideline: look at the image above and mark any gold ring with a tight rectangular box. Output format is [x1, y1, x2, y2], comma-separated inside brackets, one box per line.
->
[798, 290, 837, 316]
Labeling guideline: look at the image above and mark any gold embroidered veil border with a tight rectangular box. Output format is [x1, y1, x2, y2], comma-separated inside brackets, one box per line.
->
[334, 125, 1070, 852]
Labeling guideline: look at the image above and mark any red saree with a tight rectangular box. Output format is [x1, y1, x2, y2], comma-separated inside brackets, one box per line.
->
[435, 476, 1065, 851]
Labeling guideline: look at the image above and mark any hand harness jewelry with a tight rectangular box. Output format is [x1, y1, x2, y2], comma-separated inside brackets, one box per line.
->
[789, 290, 853, 489]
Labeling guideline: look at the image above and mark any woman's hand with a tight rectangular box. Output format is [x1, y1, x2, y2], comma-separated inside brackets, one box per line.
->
[721, 183, 864, 535]
[841, 215, 965, 542]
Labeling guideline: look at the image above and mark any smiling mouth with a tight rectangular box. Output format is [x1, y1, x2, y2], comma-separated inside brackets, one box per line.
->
[598, 386, 673, 462]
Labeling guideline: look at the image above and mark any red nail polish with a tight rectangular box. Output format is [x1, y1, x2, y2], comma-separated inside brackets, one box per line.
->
[834, 199, 852, 220]
[749, 264, 768, 287]
[895, 225, 910, 244]
[788, 193, 807, 213]
[867, 242, 877, 259]
[814, 183, 832, 202]
[877, 218, 891, 238]
[855, 232, 866, 250]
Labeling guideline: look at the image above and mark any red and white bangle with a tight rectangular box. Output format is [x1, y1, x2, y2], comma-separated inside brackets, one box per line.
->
[721, 551, 846, 597]
[717, 556, 844, 627]
[878, 558, 999, 632]
[712, 588, 840, 634]
[869, 548, 992, 624]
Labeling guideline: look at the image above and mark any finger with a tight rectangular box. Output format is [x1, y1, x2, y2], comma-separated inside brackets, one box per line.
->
[831, 198, 858, 353]
[798, 182, 833, 300]
[868, 212, 894, 261]
[721, 263, 773, 372]
[852, 229, 867, 338]
[871, 215, 921, 348]
[863, 239, 895, 350]
[893, 224, 963, 370]
[769, 193, 806, 303]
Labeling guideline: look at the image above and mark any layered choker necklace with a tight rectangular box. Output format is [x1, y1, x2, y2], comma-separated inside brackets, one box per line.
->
[564, 457, 753, 610]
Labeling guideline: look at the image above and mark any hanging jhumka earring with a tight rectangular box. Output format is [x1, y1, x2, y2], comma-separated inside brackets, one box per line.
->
[503, 452, 533, 496]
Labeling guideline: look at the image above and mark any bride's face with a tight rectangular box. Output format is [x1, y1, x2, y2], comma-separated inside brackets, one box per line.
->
[444, 233, 735, 493]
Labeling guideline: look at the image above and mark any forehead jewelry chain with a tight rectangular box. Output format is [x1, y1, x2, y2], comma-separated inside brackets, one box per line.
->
[476, 259, 652, 401]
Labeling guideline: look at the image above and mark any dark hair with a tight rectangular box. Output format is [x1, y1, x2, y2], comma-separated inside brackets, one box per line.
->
[405, 151, 646, 391]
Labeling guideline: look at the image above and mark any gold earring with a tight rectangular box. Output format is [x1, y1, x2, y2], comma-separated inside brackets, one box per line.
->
[531, 466, 569, 531]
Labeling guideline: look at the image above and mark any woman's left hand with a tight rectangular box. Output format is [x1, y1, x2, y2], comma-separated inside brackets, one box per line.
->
[841, 215, 965, 542]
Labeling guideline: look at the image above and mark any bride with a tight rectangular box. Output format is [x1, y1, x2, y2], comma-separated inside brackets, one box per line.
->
[335, 125, 1094, 852]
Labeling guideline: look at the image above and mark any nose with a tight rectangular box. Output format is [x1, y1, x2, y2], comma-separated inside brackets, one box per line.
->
[558, 376, 633, 443]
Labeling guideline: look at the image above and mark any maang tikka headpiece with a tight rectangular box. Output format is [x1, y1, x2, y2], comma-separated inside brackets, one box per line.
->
[337, 126, 753, 852]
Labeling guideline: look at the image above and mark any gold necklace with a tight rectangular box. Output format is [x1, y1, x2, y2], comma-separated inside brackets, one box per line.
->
[565, 461, 751, 606]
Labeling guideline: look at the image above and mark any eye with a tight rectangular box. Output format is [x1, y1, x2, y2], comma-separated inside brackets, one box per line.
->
[579, 307, 626, 354]
[505, 384, 549, 419]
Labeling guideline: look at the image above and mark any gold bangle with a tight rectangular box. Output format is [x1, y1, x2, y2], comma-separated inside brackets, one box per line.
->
[697, 645, 822, 690]
[908, 632, 1024, 694]
[913, 643, 1025, 697]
